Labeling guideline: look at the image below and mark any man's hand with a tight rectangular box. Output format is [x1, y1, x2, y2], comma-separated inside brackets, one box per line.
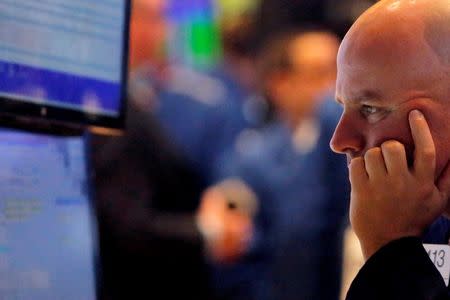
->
[349, 110, 450, 260]
[196, 186, 254, 264]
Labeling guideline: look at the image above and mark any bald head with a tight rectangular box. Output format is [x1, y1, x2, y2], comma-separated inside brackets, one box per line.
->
[337, 0, 450, 101]
[341, 0, 450, 65]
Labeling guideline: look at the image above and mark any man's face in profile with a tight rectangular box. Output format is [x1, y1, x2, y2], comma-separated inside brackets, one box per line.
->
[329, 18, 450, 185]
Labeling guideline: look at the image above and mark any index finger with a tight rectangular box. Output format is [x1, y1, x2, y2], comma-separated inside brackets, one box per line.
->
[409, 109, 435, 178]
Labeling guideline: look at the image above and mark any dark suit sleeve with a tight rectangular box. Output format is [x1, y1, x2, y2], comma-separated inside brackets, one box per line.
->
[346, 237, 448, 300]
[90, 104, 206, 250]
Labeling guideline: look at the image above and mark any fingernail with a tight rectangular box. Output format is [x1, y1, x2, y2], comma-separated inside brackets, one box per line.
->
[410, 109, 424, 120]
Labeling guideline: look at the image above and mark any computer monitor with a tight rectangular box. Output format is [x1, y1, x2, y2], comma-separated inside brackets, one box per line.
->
[0, 128, 98, 299]
[0, 0, 130, 133]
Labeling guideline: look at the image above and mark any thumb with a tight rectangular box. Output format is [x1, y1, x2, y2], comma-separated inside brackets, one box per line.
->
[437, 160, 450, 201]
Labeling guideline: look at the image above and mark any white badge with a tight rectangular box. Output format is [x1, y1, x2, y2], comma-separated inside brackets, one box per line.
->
[423, 244, 450, 286]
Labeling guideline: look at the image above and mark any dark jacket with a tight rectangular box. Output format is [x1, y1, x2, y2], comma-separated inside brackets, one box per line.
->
[90, 101, 213, 300]
[346, 217, 450, 300]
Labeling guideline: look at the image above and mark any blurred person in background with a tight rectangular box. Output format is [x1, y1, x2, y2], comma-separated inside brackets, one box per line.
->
[255, 29, 349, 300]
[256, 30, 338, 128]
[91, 95, 211, 299]
[90, 89, 253, 300]
[211, 12, 271, 131]
[129, 0, 248, 184]
[206, 29, 349, 300]
[90, 0, 256, 298]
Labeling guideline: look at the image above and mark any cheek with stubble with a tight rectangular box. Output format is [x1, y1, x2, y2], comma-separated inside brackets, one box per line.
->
[433, 137, 450, 179]
[367, 115, 415, 167]
[429, 109, 450, 178]
[406, 99, 450, 177]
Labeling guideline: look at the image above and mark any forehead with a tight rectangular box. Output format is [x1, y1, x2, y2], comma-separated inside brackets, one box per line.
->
[336, 59, 405, 107]
[336, 43, 446, 106]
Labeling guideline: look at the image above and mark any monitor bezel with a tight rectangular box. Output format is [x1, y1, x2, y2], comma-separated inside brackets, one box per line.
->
[83, 132, 102, 300]
[0, 0, 131, 135]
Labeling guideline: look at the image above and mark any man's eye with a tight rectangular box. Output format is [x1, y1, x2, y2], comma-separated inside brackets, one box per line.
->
[360, 104, 388, 123]
[361, 105, 379, 117]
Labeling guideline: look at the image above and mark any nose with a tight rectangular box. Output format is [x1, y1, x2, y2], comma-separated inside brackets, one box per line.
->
[329, 112, 365, 155]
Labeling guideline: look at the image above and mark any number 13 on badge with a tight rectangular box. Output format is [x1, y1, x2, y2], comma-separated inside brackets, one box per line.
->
[423, 244, 450, 286]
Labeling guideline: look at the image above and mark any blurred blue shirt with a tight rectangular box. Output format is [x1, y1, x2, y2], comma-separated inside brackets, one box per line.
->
[211, 99, 350, 300]
[151, 65, 250, 184]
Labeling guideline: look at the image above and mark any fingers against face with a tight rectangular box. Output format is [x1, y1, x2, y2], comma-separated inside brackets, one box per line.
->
[364, 147, 386, 179]
[409, 110, 436, 179]
[352, 141, 407, 187]
[350, 110, 433, 187]
[381, 140, 408, 176]
[349, 157, 368, 187]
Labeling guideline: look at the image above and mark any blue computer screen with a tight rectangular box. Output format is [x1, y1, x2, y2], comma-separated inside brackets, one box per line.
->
[0, 0, 128, 126]
[0, 129, 96, 300]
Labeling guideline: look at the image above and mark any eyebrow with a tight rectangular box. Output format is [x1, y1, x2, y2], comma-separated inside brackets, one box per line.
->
[335, 90, 383, 105]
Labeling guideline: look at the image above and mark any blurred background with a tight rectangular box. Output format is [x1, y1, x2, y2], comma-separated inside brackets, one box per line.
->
[101, 0, 375, 299]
